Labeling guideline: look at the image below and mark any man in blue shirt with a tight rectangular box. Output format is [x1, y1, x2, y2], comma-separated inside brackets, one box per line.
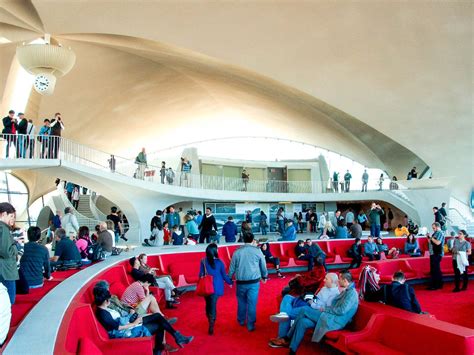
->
[166, 206, 180, 229]
[364, 236, 380, 261]
[427, 222, 445, 290]
[279, 221, 296, 241]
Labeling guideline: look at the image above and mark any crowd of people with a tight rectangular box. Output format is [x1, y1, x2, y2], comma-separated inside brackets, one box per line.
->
[330, 170, 400, 193]
[2, 110, 65, 159]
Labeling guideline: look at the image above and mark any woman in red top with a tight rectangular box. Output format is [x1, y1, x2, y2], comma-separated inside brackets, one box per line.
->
[163, 222, 171, 245]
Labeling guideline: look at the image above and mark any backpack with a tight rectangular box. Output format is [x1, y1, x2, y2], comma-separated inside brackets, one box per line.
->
[88, 243, 105, 261]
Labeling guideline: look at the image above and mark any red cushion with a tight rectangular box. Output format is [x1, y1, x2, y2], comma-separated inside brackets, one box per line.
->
[348, 341, 404, 355]
[78, 337, 103, 355]
[109, 281, 128, 298]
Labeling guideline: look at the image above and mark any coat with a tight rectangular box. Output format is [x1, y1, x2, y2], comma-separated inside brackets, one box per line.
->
[312, 282, 358, 342]
[0, 221, 19, 281]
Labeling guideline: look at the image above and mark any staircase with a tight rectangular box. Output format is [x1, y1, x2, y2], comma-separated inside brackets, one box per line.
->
[51, 192, 101, 230]
[75, 195, 95, 219]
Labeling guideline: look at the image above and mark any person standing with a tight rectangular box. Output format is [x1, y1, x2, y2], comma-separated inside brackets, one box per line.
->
[228, 232, 268, 332]
[332, 171, 339, 192]
[427, 222, 445, 290]
[160, 161, 166, 184]
[343, 170, 352, 192]
[199, 243, 233, 335]
[16, 113, 28, 158]
[377, 174, 384, 191]
[26, 119, 36, 158]
[433, 207, 446, 231]
[178, 207, 186, 233]
[367, 203, 384, 238]
[49, 113, 64, 159]
[450, 230, 471, 292]
[166, 206, 180, 230]
[182, 158, 192, 187]
[345, 208, 355, 229]
[107, 207, 123, 244]
[222, 216, 238, 243]
[0, 202, 18, 305]
[199, 207, 218, 244]
[410, 167, 418, 179]
[357, 210, 368, 230]
[71, 186, 80, 209]
[135, 148, 147, 180]
[61, 207, 79, 239]
[259, 211, 268, 235]
[65, 181, 74, 202]
[2, 110, 17, 158]
[276, 208, 285, 235]
[38, 119, 50, 158]
[242, 169, 250, 191]
[145, 210, 163, 246]
[387, 208, 394, 230]
[361, 169, 369, 192]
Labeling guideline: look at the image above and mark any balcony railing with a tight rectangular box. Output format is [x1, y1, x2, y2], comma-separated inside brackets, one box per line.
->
[0, 133, 442, 195]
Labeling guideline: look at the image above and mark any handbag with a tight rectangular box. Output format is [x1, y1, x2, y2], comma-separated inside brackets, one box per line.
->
[196, 259, 214, 297]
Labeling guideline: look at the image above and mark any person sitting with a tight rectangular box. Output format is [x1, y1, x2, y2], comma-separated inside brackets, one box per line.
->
[121, 273, 163, 316]
[348, 238, 363, 269]
[348, 220, 362, 239]
[358, 265, 384, 302]
[334, 219, 348, 239]
[295, 240, 314, 271]
[94, 287, 193, 355]
[279, 221, 296, 241]
[385, 271, 423, 314]
[364, 236, 381, 261]
[19, 226, 52, 290]
[375, 237, 399, 258]
[97, 222, 113, 257]
[130, 254, 183, 309]
[260, 242, 284, 278]
[222, 216, 238, 243]
[394, 224, 410, 237]
[404, 234, 421, 257]
[269, 273, 339, 341]
[305, 239, 327, 271]
[50, 228, 82, 268]
[0, 283, 10, 346]
[322, 221, 336, 239]
[75, 226, 92, 264]
[269, 271, 358, 354]
[171, 225, 184, 245]
[184, 214, 200, 242]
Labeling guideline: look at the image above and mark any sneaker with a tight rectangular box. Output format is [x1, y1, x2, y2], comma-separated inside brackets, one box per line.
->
[268, 338, 289, 348]
[120, 235, 128, 242]
[270, 312, 289, 323]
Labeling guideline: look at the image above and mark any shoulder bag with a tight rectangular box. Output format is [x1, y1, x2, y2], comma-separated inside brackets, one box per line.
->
[196, 259, 214, 297]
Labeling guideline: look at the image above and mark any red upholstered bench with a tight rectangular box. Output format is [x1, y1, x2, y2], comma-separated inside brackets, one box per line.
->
[281, 242, 311, 267]
[163, 251, 205, 287]
[370, 259, 417, 283]
[345, 313, 474, 355]
[57, 304, 154, 355]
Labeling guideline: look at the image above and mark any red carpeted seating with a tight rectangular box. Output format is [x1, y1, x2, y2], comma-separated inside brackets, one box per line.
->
[371, 259, 417, 283]
[266, 243, 289, 268]
[160, 251, 205, 286]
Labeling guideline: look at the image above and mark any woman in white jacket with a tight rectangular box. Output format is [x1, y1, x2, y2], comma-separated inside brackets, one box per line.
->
[0, 283, 11, 346]
[450, 229, 471, 292]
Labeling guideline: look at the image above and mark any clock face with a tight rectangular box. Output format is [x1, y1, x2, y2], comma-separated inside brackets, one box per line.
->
[34, 75, 50, 92]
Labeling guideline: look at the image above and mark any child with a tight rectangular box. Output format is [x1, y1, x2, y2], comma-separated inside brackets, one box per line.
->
[163, 222, 171, 245]
[171, 225, 184, 245]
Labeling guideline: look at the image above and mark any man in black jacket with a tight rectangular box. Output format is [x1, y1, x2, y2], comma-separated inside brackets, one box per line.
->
[16, 113, 28, 158]
[305, 239, 327, 271]
[348, 238, 362, 269]
[385, 271, 422, 314]
[2, 110, 17, 158]
[199, 207, 217, 243]
[49, 112, 64, 158]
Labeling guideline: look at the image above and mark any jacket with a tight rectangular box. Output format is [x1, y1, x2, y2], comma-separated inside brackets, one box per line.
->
[199, 258, 232, 296]
[0, 221, 18, 281]
[228, 244, 268, 282]
[19, 242, 51, 286]
[199, 214, 217, 233]
[281, 225, 296, 241]
[312, 282, 359, 342]
[98, 230, 113, 252]
[185, 220, 199, 235]
[166, 212, 180, 229]
[61, 213, 79, 236]
[385, 281, 421, 314]
[364, 241, 378, 255]
[367, 208, 384, 225]
[306, 244, 325, 258]
[222, 221, 238, 242]
[2, 116, 17, 134]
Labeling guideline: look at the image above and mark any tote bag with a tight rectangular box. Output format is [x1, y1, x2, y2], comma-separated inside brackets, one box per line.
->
[196, 259, 214, 297]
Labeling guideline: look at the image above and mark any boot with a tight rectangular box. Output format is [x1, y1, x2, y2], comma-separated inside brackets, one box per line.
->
[208, 320, 215, 335]
[174, 331, 194, 348]
[166, 300, 177, 309]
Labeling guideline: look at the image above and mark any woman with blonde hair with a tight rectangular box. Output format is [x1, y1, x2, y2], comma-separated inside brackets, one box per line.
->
[322, 221, 336, 239]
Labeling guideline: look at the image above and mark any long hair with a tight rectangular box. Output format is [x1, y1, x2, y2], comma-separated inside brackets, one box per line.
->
[206, 243, 219, 268]
[358, 266, 380, 300]
[78, 226, 90, 240]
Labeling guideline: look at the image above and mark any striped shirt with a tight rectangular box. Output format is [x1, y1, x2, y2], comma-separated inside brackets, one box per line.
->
[121, 281, 146, 307]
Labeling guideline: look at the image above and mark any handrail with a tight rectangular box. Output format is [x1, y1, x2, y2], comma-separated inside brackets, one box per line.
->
[0, 133, 449, 195]
[88, 194, 108, 221]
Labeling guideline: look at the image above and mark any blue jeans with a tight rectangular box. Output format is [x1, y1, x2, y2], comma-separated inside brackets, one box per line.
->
[0, 279, 16, 305]
[278, 295, 309, 337]
[277, 220, 285, 234]
[287, 307, 322, 352]
[236, 282, 260, 330]
[370, 224, 381, 238]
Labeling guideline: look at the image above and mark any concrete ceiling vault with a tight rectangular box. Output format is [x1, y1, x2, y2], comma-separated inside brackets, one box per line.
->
[0, 0, 472, 203]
